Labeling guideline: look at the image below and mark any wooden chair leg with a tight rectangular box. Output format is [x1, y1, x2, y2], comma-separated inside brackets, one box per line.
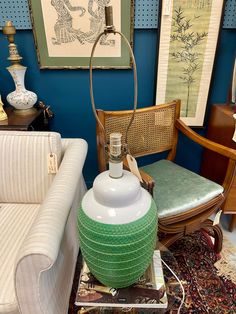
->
[159, 219, 223, 253]
[158, 223, 185, 248]
[202, 219, 223, 253]
[212, 224, 223, 253]
[229, 214, 236, 232]
[158, 232, 184, 248]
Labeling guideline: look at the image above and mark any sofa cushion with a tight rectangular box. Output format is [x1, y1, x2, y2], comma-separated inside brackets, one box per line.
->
[0, 203, 40, 314]
[0, 131, 62, 203]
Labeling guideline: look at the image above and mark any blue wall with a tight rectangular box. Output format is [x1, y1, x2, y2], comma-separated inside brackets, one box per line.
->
[0, 28, 235, 186]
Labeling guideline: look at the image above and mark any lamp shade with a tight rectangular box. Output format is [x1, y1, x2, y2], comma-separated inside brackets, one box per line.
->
[78, 169, 157, 288]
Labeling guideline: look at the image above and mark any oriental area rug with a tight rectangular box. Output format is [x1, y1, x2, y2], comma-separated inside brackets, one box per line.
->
[68, 231, 236, 314]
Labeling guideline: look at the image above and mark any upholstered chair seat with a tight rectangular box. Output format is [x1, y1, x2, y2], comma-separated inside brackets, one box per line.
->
[142, 160, 224, 218]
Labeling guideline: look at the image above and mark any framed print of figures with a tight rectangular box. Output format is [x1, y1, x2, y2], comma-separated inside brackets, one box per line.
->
[28, 0, 134, 69]
[155, 0, 224, 126]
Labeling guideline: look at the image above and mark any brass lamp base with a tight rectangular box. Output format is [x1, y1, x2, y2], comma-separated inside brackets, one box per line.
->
[13, 107, 37, 116]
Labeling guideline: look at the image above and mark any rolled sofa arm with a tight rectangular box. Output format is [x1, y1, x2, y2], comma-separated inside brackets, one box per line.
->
[15, 139, 88, 314]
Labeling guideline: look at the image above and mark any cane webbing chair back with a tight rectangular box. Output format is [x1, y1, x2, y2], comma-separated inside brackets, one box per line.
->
[97, 100, 180, 172]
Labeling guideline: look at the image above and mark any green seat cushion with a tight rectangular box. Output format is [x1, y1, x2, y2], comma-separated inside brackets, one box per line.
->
[141, 160, 224, 218]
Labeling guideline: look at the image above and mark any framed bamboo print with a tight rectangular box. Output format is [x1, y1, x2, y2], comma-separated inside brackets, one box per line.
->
[155, 0, 224, 126]
[28, 0, 134, 69]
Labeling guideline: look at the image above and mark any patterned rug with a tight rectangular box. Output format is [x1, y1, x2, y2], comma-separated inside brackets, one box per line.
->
[69, 231, 236, 314]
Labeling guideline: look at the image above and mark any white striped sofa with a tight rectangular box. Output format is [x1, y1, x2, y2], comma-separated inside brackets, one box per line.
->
[0, 131, 88, 314]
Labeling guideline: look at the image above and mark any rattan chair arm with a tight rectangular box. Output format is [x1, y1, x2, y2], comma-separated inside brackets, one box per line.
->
[139, 169, 155, 196]
[222, 159, 236, 195]
[176, 119, 236, 160]
[176, 118, 236, 198]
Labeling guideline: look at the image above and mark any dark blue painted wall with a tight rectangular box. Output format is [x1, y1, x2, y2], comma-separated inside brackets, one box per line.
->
[0, 28, 235, 186]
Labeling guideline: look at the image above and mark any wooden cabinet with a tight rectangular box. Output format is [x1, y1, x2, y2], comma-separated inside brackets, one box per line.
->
[0, 106, 48, 131]
[201, 104, 236, 231]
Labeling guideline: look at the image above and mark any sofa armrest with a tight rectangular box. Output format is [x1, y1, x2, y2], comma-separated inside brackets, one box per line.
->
[15, 138, 88, 314]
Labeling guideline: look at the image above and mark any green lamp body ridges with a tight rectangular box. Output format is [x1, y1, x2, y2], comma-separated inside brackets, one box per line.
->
[78, 199, 158, 288]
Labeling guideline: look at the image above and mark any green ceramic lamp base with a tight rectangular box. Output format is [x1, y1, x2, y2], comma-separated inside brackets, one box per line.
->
[78, 199, 157, 288]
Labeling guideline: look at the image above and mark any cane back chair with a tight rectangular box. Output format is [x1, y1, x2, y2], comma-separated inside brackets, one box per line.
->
[96, 100, 236, 253]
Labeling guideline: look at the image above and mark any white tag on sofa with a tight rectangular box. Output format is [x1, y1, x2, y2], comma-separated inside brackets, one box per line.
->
[47, 153, 58, 174]
[126, 154, 143, 182]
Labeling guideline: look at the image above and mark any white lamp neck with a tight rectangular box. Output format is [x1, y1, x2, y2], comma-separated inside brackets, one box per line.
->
[109, 160, 123, 178]
[109, 132, 123, 178]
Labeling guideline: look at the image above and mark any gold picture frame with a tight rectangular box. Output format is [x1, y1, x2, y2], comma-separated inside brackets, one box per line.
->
[155, 0, 224, 126]
[28, 0, 134, 69]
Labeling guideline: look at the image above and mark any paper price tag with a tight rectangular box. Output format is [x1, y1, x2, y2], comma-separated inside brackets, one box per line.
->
[163, 0, 172, 16]
[126, 154, 143, 183]
[232, 128, 236, 142]
[213, 210, 222, 226]
[232, 114, 236, 142]
[47, 153, 58, 174]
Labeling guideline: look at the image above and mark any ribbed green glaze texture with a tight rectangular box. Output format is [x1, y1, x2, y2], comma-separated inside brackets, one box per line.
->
[77, 199, 157, 288]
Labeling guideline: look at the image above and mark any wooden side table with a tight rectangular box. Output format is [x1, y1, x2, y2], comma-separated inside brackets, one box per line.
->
[201, 104, 236, 231]
[0, 106, 48, 131]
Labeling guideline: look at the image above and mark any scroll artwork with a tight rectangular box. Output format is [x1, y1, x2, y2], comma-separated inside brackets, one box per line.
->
[156, 0, 224, 126]
[29, 0, 133, 68]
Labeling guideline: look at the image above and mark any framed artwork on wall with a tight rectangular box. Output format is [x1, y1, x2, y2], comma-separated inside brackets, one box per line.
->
[28, 0, 134, 69]
[155, 0, 224, 126]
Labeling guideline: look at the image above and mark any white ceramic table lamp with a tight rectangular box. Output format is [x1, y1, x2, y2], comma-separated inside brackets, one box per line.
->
[2, 21, 37, 115]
